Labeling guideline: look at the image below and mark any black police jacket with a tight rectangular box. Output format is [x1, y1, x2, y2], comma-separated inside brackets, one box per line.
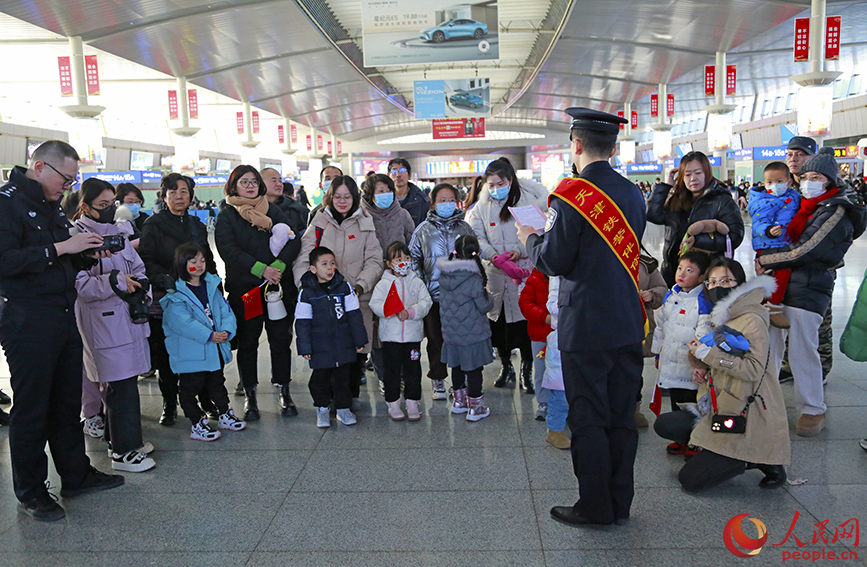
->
[527, 161, 647, 351]
[139, 209, 217, 291]
[0, 166, 95, 309]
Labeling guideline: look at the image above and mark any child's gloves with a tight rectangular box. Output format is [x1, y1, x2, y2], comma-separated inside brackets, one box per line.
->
[492, 254, 530, 285]
[269, 223, 295, 257]
[698, 325, 750, 357]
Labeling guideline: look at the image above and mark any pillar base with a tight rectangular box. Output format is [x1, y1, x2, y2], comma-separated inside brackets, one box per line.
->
[239, 140, 261, 148]
[703, 104, 737, 115]
[171, 126, 200, 137]
[650, 123, 674, 132]
[789, 71, 841, 87]
[59, 105, 105, 119]
[281, 148, 297, 155]
[617, 134, 636, 142]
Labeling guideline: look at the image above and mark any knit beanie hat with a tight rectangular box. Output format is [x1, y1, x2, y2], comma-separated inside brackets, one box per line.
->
[800, 147, 839, 186]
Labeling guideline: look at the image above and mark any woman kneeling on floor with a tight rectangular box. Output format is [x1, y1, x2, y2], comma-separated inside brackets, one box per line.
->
[654, 258, 791, 492]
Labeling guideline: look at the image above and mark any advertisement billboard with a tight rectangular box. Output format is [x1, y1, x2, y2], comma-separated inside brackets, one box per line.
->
[432, 118, 485, 139]
[362, 0, 499, 67]
[414, 78, 491, 119]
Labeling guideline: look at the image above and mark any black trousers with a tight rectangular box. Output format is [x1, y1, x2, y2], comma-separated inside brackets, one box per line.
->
[382, 342, 422, 402]
[178, 369, 231, 424]
[349, 353, 366, 398]
[228, 292, 293, 388]
[423, 302, 448, 381]
[0, 305, 91, 502]
[103, 376, 145, 455]
[562, 345, 643, 524]
[669, 388, 697, 413]
[149, 317, 215, 411]
[678, 449, 746, 492]
[653, 409, 695, 444]
[490, 312, 532, 362]
[309, 365, 352, 410]
[451, 366, 484, 398]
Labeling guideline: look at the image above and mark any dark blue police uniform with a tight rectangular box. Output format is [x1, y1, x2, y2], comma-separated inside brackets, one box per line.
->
[526, 108, 646, 526]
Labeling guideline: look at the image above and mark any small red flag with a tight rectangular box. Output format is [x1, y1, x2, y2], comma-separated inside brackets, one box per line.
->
[648, 384, 662, 416]
[241, 287, 263, 320]
[382, 281, 406, 318]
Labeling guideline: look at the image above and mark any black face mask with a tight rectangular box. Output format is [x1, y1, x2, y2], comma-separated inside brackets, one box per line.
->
[706, 285, 735, 304]
[92, 203, 117, 224]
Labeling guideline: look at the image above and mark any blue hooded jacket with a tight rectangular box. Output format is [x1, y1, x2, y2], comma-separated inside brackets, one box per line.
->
[748, 186, 800, 250]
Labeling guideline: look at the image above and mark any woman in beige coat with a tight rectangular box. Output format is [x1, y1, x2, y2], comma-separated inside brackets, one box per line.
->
[466, 158, 548, 390]
[654, 258, 790, 492]
[294, 176, 383, 397]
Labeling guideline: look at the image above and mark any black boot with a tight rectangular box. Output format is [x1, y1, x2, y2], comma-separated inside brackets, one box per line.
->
[159, 400, 177, 426]
[757, 464, 787, 489]
[520, 359, 535, 394]
[0, 407, 9, 426]
[244, 388, 260, 421]
[494, 359, 515, 388]
[280, 384, 298, 417]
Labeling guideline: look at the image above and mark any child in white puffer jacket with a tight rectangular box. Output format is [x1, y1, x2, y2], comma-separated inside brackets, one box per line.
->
[541, 276, 569, 450]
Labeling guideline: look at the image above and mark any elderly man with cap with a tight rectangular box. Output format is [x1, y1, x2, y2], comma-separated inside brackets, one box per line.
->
[517, 108, 646, 527]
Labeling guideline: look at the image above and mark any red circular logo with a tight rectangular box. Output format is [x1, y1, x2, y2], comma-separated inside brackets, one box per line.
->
[724, 514, 768, 557]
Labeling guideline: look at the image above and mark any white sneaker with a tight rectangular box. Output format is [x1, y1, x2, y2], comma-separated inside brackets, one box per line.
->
[386, 401, 405, 421]
[405, 399, 421, 421]
[218, 409, 246, 431]
[535, 403, 548, 421]
[431, 380, 448, 400]
[316, 407, 331, 428]
[336, 408, 357, 426]
[190, 418, 221, 441]
[111, 450, 156, 473]
[83, 415, 105, 439]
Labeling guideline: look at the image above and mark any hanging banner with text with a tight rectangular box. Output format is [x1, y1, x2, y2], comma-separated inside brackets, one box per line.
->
[361, 0, 500, 67]
[188, 89, 199, 119]
[328, 141, 333, 154]
[631, 111, 638, 129]
[704, 65, 716, 97]
[278, 125, 285, 144]
[168, 90, 179, 119]
[826, 16, 841, 60]
[432, 118, 485, 140]
[58, 56, 73, 97]
[795, 18, 810, 62]
[317, 134, 323, 151]
[617, 110, 625, 130]
[726, 65, 736, 96]
[650, 94, 658, 117]
[291, 125, 298, 143]
[306, 135, 312, 152]
[236, 112, 244, 135]
[337, 141, 343, 154]
[667, 94, 675, 117]
[84, 55, 100, 96]
[252, 111, 260, 134]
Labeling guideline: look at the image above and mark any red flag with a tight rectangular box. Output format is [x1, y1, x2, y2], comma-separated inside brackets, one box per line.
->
[241, 287, 263, 320]
[382, 281, 406, 318]
[648, 384, 662, 416]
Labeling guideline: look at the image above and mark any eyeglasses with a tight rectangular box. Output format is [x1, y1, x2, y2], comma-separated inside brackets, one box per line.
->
[44, 162, 78, 189]
[238, 179, 260, 187]
[390, 168, 408, 174]
[705, 278, 737, 288]
[332, 194, 353, 201]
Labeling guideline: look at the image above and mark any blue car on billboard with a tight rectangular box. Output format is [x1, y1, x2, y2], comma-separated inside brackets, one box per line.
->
[448, 92, 484, 110]
[419, 19, 488, 43]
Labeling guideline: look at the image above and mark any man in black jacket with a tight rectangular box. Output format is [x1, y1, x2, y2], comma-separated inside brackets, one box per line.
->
[388, 158, 430, 227]
[0, 140, 124, 521]
[262, 168, 309, 235]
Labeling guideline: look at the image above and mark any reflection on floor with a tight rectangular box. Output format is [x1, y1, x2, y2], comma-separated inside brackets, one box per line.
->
[0, 223, 865, 567]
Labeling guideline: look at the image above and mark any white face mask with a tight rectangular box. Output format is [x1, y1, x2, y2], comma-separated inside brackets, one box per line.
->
[800, 179, 827, 199]
[765, 183, 788, 197]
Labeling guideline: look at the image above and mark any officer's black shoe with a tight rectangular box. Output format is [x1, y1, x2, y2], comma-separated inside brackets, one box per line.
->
[234, 381, 245, 396]
[18, 493, 66, 522]
[0, 407, 9, 426]
[244, 388, 261, 421]
[60, 467, 124, 498]
[520, 360, 535, 394]
[280, 385, 298, 417]
[0, 389, 11, 404]
[494, 361, 515, 388]
[159, 402, 177, 426]
[757, 464, 787, 489]
[550, 505, 614, 529]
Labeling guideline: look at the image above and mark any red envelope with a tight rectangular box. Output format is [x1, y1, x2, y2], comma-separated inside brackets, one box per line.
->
[242, 286, 263, 320]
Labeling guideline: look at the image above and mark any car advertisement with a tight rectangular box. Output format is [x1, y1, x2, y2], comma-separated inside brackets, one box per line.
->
[414, 78, 491, 119]
[361, 0, 499, 67]
[432, 118, 486, 140]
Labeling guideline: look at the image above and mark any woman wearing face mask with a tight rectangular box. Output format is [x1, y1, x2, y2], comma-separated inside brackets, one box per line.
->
[73, 178, 155, 473]
[466, 157, 548, 392]
[647, 151, 745, 287]
[294, 176, 384, 400]
[409, 183, 476, 400]
[654, 258, 790, 492]
[756, 147, 867, 437]
[116, 183, 149, 233]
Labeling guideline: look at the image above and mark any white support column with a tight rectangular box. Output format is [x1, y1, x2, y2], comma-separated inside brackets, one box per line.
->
[809, 0, 827, 74]
[171, 77, 200, 137]
[281, 116, 296, 155]
[240, 101, 260, 149]
[59, 36, 104, 118]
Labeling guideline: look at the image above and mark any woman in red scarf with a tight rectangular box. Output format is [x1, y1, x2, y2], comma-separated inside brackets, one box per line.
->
[757, 147, 866, 436]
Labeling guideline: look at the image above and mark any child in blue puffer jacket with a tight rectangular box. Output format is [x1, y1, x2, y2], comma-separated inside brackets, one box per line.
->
[748, 161, 800, 328]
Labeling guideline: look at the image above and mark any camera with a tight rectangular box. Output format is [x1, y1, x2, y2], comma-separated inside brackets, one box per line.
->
[92, 234, 126, 254]
[109, 271, 150, 324]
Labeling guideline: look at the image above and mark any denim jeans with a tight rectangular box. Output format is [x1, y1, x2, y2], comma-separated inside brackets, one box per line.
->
[546, 389, 568, 432]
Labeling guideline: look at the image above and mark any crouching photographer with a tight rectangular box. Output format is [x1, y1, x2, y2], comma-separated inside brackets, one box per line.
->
[654, 258, 790, 492]
[72, 178, 155, 473]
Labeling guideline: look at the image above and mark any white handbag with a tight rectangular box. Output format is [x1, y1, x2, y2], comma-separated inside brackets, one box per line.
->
[264, 284, 287, 321]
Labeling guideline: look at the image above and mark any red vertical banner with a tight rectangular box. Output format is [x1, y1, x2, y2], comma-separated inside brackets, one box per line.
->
[84, 55, 100, 96]
[236, 112, 245, 135]
[617, 110, 624, 130]
[704, 65, 716, 96]
[327, 141, 333, 154]
[188, 89, 199, 119]
[252, 111, 260, 134]
[290, 124, 298, 143]
[795, 18, 810, 62]
[826, 16, 841, 60]
[58, 56, 73, 97]
[306, 135, 312, 151]
[317, 134, 323, 151]
[650, 94, 658, 117]
[630, 111, 638, 129]
[666, 94, 674, 117]
[168, 90, 179, 119]
[278, 125, 285, 144]
[726, 65, 737, 96]
[337, 141, 343, 154]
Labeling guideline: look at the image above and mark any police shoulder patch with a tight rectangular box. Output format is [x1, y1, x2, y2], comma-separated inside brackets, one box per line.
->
[544, 207, 558, 232]
[0, 185, 19, 198]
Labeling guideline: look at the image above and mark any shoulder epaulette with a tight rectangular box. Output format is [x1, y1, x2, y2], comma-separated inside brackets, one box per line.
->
[0, 185, 19, 198]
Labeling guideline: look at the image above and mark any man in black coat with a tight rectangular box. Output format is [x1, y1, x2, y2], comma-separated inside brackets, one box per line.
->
[388, 158, 430, 227]
[518, 108, 646, 527]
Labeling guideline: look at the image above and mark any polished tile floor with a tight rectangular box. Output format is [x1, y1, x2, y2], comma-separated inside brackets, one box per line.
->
[0, 223, 866, 566]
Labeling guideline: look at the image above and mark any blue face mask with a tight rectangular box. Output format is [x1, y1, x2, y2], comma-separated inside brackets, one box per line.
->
[436, 202, 457, 218]
[126, 203, 141, 218]
[323, 180, 332, 193]
[374, 192, 394, 209]
[489, 185, 510, 200]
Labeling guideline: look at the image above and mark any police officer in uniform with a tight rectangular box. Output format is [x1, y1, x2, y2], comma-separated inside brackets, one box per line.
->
[518, 108, 646, 527]
[0, 141, 124, 522]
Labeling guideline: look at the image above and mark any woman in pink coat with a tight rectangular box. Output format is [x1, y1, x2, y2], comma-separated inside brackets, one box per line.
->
[74, 178, 155, 473]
